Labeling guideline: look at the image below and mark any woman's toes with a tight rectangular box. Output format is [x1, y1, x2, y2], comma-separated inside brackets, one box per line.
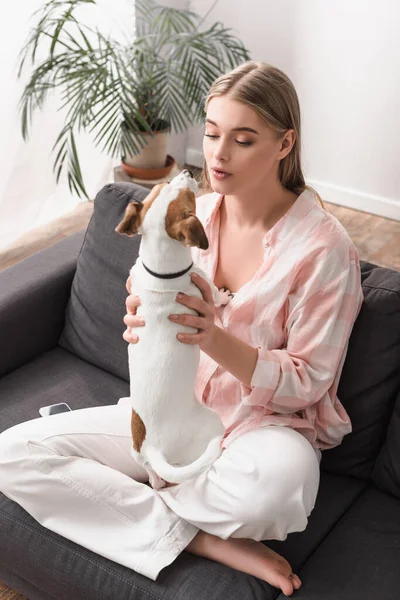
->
[280, 571, 302, 596]
[279, 574, 294, 597]
[292, 574, 302, 589]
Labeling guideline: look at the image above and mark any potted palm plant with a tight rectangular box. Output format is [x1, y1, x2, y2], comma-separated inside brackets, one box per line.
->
[18, 0, 250, 198]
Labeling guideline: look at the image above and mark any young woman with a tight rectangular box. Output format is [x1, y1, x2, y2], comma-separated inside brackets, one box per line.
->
[0, 62, 363, 597]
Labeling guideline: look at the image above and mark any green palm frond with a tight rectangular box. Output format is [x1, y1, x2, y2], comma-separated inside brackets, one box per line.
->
[19, 0, 251, 198]
[135, 0, 197, 38]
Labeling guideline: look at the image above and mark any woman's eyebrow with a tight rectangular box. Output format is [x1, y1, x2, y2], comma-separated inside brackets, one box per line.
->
[205, 118, 259, 135]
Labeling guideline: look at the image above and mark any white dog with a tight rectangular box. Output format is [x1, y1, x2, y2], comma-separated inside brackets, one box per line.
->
[115, 170, 230, 488]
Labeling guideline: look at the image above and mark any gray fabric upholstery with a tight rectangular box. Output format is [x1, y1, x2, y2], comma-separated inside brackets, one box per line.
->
[59, 183, 148, 381]
[267, 472, 366, 570]
[0, 231, 85, 378]
[321, 261, 400, 480]
[372, 385, 400, 499]
[274, 487, 400, 600]
[0, 346, 129, 433]
[0, 470, 365, 600]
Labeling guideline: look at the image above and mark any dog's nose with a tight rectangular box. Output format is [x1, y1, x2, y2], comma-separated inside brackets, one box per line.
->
[182, 169, 194, 178]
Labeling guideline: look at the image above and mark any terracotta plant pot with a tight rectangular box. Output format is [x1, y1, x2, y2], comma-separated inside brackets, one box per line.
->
[124, 129, 169, 169]
[121, 155, 176, 180]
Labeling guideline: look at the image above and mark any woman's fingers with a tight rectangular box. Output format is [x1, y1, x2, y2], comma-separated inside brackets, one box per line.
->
[124, 289, 143, 344]
[190, 273, 214, 306]
[175, 292, 208, 316]
[168, 313, 203, 330]
[123, 314, 145, 328]
[123, 329, 139, 344]
[126, 276, 132, 294]
[126, 294, 141, 315]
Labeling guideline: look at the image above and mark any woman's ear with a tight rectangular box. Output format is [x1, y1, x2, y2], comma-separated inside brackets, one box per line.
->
[278, 129, 296, 159]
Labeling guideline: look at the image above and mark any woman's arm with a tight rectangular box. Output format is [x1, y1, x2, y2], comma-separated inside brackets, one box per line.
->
[201, 325, 258, 388]
[238, 243, 363, 414]
[174, 242, 363, 413]
[170, 272, 259, 387]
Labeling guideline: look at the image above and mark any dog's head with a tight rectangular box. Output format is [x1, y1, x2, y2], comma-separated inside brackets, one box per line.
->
[115, 170, 208, 250]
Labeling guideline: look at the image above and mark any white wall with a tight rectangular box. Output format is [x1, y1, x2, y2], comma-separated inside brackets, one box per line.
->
[187, 0, 400, 221]
[0, 0, 135, 251]
[0, 0, 193, 251]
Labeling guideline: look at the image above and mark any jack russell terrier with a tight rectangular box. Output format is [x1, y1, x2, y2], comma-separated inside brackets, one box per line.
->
[115, 170, 231, 489]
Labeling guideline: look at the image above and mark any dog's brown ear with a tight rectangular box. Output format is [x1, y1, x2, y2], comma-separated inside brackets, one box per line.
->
[177, 215, 209, 250]
[165, 188, 208, 249]
[115, 202, 144, 236]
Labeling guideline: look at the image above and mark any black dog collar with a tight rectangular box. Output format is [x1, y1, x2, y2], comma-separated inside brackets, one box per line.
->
[142, 261, 193, 280]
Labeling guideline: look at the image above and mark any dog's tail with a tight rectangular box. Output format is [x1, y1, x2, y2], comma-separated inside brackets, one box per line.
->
[145, 436, 223, 484]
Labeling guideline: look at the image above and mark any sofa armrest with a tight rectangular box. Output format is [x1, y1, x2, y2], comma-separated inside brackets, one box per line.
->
[0, 230, 85, 377]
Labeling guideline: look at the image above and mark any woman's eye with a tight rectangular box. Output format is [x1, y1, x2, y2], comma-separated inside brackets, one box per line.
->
[204, 133, 253, 147]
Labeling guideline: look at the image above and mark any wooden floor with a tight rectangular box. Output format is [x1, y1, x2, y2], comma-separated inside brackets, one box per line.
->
[0, 193, 399, 600]
[324, 203, 400, 271]
[0, 583, 27, 600]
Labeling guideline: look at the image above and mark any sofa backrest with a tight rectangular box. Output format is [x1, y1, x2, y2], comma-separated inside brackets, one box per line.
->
[60, 183, 147, 381]
[321, 262, 400, 480]
[60, 182, 400, 485]
[372, 384, 400, 499]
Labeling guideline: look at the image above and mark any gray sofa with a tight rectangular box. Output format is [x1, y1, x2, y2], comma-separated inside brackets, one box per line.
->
[1, 181, 400, 600]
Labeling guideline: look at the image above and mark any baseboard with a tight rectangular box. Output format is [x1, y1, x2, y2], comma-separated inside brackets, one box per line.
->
[185, 147, 400, 222]
[308, 180, 400, 222]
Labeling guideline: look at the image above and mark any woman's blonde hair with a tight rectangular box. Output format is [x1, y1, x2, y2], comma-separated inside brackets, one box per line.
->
[201, 61, 325, 209]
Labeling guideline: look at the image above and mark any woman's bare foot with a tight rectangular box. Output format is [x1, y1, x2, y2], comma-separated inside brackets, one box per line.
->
[186, 532, 302, 597]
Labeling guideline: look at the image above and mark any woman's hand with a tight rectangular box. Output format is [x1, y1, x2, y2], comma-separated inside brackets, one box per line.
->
[123, 276, 145, 344]
[168, 273, 217, 351]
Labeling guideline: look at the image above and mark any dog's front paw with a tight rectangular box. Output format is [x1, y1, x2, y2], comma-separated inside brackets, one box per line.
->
[216, 288, 234, 306]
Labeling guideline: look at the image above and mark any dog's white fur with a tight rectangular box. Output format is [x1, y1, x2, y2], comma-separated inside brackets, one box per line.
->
[117, 171, 230, 488]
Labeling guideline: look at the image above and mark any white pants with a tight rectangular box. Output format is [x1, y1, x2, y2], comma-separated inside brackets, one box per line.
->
[0, 403, 321, 580]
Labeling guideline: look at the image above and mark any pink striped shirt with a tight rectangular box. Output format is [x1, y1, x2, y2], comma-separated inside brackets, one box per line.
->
[191, 189, 364, 452]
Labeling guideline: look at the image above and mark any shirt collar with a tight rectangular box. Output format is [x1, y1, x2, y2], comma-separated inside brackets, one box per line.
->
[263, 188, 318, 247]
[203, 193, 224, 234]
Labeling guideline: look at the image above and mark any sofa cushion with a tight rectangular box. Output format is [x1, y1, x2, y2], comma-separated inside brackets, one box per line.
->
[59, 183, 148, 381]
[0, 470, 365, 600]
[372, 385, 400, 499]
[267, 472, 365, 571]
[321, 262, 400, 480]
[275, 486, 400, 600]
[0, 346, 129, 434]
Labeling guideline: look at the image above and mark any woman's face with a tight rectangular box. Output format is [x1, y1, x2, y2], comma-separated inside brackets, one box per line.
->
[203, 95, 293, 197]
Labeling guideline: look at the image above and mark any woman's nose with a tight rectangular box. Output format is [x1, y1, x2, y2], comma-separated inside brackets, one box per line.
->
[213, 138, 229, 162]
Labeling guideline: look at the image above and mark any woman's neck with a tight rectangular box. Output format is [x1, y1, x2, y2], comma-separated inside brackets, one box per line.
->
[221, 181, 298, 232]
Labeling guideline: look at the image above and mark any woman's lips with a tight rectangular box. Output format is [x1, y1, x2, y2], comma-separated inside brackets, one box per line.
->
[210, 168, 232, 180]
